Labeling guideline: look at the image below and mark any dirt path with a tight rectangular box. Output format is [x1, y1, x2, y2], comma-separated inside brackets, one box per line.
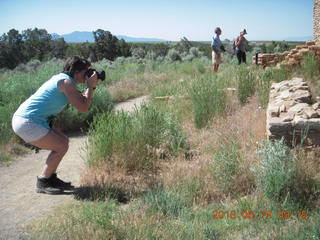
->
[0, 96, 149, 240]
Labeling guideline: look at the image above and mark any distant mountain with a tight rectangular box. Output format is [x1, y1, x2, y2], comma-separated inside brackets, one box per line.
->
[116, 35, 167, 42]
[284, 36, 313, 42]
[51, 31, 167, 43]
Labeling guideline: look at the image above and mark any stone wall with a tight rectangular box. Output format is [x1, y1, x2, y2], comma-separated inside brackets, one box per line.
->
[252, 41, 320, 68]
[267, 78, 320, 146]
[314, 0, 320, 43]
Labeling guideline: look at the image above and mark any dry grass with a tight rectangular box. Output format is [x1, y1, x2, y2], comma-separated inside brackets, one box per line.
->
[80, 163, 161, 202]
[80, 94, 267, 205]
[107, 77, 147, 102]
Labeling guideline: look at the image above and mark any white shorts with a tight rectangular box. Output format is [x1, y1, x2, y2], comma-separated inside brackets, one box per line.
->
[12, 115, 49, 143]
[212, 51, 222, 65]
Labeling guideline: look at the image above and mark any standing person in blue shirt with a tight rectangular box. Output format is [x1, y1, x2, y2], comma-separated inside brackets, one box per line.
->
[12, 56, 99, 194]
[235, 29, 248, 64]
[211, 27, 223, 72]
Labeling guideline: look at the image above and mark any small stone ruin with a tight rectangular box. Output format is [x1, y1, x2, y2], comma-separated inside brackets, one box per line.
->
[252, 41, 320, 69]
[267, 77, 320, 146]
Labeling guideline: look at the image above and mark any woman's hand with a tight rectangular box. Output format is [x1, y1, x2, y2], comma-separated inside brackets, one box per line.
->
[87, 71, 98, 89]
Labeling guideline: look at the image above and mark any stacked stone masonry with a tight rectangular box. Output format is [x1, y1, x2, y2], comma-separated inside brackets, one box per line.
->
[267, 78, 320, 146]
[252, 41, 320, 68]
[314, 0, 320, 43]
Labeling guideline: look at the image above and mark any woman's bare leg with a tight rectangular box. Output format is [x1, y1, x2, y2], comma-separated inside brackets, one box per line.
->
[30, 130, 69, 178]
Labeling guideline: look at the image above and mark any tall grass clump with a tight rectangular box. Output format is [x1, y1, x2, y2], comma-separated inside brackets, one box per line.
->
[237, 65, 256, 104]
[210, 141, 242, 194]
[300, 52, 319, 81]
[254, 139, 297, 201]
[256, 69, 272, 107]
[86, 103, 186, 171]
[189, 74, 226, 128]
[269, 66, 291, 83]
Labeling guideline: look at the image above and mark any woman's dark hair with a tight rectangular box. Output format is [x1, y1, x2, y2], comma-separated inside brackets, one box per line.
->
[63, 56, 91, 77]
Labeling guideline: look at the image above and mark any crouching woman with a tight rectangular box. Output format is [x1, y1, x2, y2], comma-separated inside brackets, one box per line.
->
[12, 56, 99, 194]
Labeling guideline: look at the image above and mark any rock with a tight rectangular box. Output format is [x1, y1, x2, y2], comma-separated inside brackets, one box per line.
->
[282, 112, 295, 122]
[288, 103, 309, 113]
[304, 107, 319, 118]
[279, 104, 287, 113]
[268, 105, 280, 117]
[267, 78, 320, 145]
[312, 102, 320, 110]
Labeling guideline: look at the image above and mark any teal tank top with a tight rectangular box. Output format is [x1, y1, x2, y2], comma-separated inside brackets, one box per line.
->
[14, 73, 74, 128]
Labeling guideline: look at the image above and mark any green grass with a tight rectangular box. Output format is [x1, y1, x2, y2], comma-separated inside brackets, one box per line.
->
[188, 73, 227, 128]
[300, 52, 320, 81]
[0, 150, 11, 163]
[86, 103, 186, 171]
[211, 141, 242, 194]
[237, 65, 257, 104]
[254, 139, 297, 202]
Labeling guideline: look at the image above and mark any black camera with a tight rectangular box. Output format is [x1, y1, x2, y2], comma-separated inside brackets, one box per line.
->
[220, 45, 226, 52]
[85, 68, 105, 81]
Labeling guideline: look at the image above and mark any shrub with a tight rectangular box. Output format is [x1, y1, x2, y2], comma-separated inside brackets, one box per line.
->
[189, 74, 226, 128]
[253, 139, 297, 201]
[189, 47, 201, 58]
[166, 49, 181, 62]
[131, 47, 147, 59]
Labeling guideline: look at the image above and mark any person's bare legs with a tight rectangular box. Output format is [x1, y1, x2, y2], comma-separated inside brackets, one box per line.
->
[30, 129, 69, 178]
[213, 63, 219, 72]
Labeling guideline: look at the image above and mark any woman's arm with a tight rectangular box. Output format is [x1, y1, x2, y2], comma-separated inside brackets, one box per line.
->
[235, 36, 241, 47]
[59, 73, 98, 113]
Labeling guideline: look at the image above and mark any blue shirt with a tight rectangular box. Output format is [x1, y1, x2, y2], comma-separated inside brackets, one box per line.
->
[211, 34, 222, 52]
[14, 73, 74, 128]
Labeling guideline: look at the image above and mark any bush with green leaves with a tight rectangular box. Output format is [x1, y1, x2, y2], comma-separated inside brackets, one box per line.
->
[86, 103, 186, 171]
[189, 73, 226, 128]
[131, 47, 147, 59]
[254, 139, 297, 201]
[166, 49, 181, 62]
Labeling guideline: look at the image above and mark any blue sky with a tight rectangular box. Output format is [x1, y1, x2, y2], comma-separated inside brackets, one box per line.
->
[0, 0, 313, 41]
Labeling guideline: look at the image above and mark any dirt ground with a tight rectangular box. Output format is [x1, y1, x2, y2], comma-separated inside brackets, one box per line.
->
[0, 96, 149, 240]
